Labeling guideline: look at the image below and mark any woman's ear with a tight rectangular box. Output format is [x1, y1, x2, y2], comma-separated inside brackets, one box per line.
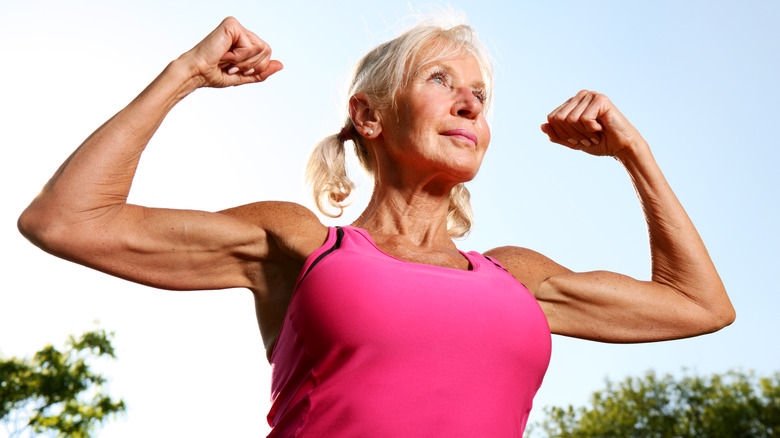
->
[349, 93, 381, 138]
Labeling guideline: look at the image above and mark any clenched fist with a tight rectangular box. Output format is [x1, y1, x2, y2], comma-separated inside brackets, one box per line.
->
[179, 17, 284, 89]
[541, 90, 644, 158]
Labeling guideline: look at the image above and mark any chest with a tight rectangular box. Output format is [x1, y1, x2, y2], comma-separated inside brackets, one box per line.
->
[370, 237, 472, 271]
[290, 241, 551, 365]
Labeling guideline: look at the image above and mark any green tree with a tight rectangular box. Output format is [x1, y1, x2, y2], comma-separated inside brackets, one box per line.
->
[1, 329, 125, 438]
[530, 369, 780, 438]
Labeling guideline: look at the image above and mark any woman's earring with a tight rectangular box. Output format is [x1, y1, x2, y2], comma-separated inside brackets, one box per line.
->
[367, 129, 374, 135]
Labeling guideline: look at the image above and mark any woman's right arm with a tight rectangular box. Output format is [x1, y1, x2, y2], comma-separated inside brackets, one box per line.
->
[17, 17, 325, 294]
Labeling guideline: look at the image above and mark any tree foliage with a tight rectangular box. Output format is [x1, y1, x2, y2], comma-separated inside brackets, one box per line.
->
[531, 369, 780, 438]
[0, 329, 125, 438]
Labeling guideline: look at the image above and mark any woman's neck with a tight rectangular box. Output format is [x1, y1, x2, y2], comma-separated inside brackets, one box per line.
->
[351, 180, 454, 248]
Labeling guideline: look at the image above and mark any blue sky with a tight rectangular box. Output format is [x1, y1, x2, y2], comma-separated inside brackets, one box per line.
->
[1, 0, 778, 436]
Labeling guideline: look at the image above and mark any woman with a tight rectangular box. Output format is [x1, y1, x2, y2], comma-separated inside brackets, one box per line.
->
[18, 16, 734, 436]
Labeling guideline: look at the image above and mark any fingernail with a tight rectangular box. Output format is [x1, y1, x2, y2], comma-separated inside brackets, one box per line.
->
[567, 138, 578, 145]
[244, 68, 255, 75]
[580, 139, 591, 147]
[227, 66, 239, 75]
[590, 137, 600, 145]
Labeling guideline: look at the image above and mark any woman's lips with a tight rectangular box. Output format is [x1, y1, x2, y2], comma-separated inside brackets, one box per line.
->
[441, 129, 478, 146]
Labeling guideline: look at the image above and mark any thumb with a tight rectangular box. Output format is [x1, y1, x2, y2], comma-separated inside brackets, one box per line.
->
[257, 60, 284, 81]
[583, 118, 603, 133]
[235, 59, 284, 85]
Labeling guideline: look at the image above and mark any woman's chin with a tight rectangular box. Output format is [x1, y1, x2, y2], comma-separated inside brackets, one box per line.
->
[447, 160, 483, 182]
[443, 166, 480, 185]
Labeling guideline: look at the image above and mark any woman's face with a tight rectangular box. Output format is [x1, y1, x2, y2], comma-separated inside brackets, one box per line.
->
[376, 52, 491, 188]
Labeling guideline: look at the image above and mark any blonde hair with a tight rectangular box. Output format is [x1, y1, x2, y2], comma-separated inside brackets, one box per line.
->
[305, 16, 493, 238]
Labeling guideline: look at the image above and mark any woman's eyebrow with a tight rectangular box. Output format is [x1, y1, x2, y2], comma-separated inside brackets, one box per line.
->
[419, 61, 453, 75]
[421, 61, 485, 89]
[470, 79, 486, 90]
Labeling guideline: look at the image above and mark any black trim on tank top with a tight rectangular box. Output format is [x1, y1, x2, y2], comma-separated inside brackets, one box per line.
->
[484, 255, 509, 272]
[299, 226, 345, 283]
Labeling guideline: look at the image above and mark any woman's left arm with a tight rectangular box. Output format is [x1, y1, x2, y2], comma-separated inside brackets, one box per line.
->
[492, 90, 735, 342]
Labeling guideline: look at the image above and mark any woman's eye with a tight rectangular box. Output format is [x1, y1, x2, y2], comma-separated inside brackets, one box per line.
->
[430, 71, 447, 86]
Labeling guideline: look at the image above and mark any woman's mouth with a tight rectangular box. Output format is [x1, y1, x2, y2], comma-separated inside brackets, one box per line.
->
[441, 129, 478, 146]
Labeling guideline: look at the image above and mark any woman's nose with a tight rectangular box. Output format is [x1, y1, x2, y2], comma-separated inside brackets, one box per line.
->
[452, 87, 482, 119]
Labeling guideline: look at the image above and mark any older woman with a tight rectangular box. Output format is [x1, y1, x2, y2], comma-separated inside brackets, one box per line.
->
[18, 16, 734, 437]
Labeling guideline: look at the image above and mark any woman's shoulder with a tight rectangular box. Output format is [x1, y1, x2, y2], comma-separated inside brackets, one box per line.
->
[483, 246, 571, 295]
[219, 201, 329, 261]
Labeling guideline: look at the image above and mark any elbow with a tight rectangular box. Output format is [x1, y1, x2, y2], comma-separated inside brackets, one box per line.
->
[715, 284, 736, 329]
[18, 203, 45, 246]
[716, 301, 736, 329]
[704, 289, 736, 333]
[704, 308, 735, 336]
[678, 284, 736, 337]
[680, 303, 735, 340]
[19, 196, 128, 261]
[19, 203, 53, 250]
[18, 201, 70, 255]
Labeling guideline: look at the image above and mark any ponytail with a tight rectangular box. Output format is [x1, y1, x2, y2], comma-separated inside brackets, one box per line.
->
[305, 123, 356, 218]
[446, 183, 472, 238]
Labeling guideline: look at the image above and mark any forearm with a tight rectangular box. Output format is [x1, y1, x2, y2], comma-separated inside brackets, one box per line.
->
[617, 140, 734, 322]
[19, 59, 198, 242]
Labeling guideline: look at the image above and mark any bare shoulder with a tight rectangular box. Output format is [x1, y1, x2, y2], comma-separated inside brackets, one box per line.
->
[219, 201, 328, 261]
[484, 246, 571, 296]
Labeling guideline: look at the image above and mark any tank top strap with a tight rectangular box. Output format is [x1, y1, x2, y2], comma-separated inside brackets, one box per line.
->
[296, 226, 345, 287]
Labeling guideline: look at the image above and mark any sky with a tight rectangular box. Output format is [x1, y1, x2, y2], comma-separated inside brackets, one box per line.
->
[1, 0, 778, 436]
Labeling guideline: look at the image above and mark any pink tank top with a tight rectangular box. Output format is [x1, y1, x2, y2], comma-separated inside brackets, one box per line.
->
[267, 226, 551, 437]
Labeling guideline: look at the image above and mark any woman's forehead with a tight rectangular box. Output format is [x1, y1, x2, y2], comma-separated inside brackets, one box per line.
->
[413, 39, 469, 66]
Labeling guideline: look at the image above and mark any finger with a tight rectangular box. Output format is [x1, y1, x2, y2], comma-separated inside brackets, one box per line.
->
[222, 48, 271, 75]
[541, 122, 562, 143]
[544, 115, 573, 145]
[224, 33, 276, 76]
[541, 121, 577, 146]
[253, 59, 284, 81]
[547, 99, 584, 147]
[541, 123, 584, 149]
[219, 21, 270, 61]
[237, 47, 274, 74]
[565, 92, 598, 147]
[224, 52, 276, 78]
[580, 93, 607, 134]
[222, 60, 284, 86]
[223, 41, 271, 64]
[544, 99, 574, 141]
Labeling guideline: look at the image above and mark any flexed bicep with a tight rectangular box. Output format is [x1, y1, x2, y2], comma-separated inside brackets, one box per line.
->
[20, 200, 263, 291]
[487, 246, 731, 343]
[536, 269, 729, 342]
[22, 200, 326, 294]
